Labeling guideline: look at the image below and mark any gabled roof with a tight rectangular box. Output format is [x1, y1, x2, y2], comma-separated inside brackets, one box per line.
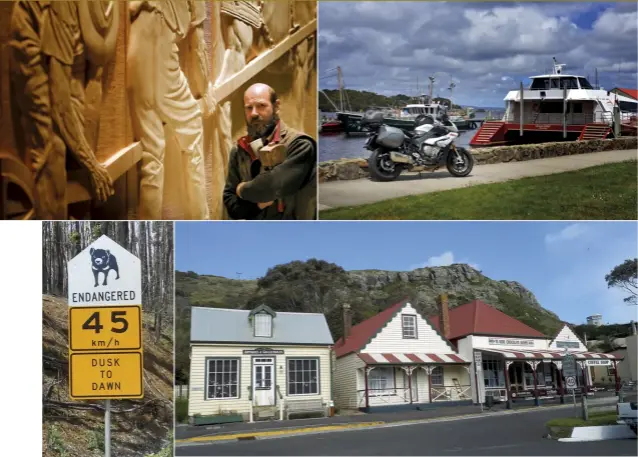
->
[549, 322, 588, 349]
[191, 307, 334, 345]
[333, 299, 408, 358]
[614, 88, 638, 100]
[333, 298, 459, 358]
[429, 300, 547, 340]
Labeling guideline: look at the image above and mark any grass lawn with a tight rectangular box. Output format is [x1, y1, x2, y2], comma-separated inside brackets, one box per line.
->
[546, 410, 618, 428]
[320, 160, 637, 220]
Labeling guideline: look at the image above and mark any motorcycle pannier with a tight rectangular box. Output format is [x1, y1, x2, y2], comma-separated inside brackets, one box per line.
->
[376, 125, 405, 149]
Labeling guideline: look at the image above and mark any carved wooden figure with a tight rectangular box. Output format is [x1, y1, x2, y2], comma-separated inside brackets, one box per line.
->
[127, 0, 214, 220]
[8, 0, 119, 219]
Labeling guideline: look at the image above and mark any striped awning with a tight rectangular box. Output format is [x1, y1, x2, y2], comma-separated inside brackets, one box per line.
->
[476, 347, 622, 361]
[358, 353, 469, 365]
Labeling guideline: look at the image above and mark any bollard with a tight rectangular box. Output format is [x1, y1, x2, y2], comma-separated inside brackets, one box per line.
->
[581, 394, 589, 421]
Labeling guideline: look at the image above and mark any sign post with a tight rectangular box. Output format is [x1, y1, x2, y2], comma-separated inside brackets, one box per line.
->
[562, 353, 578, 416]
[67, 235, 143, 457]
[474, 351, 484, 412]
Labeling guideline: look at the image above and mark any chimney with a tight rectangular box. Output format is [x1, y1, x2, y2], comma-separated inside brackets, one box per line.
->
[584, 332, 588, 345]
[437, 293, 450, 339]
[632, 320, 637, 335]
[343, 304, 352, 340]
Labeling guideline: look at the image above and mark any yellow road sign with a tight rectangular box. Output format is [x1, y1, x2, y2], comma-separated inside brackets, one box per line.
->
[69, 352, 144, 400]
[69, 306, 141, 351]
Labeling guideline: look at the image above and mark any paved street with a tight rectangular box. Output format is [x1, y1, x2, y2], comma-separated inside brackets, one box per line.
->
[176, 407, 636, 456]
[318, 149, 638, 210]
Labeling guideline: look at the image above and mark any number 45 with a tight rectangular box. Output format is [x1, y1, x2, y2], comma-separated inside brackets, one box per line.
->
[83, 311, 128, 334]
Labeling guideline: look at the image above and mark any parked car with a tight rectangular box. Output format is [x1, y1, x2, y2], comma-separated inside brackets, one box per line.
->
[617, 381, 637, 435]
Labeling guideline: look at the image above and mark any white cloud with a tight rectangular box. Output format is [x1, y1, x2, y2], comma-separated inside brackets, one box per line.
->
[411, 251, 480, 271]
[545, 223, 589, 244]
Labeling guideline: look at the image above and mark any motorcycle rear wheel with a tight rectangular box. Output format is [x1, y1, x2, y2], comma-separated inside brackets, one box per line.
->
[368, 148, 402, 182]
[447, 147, 474, 177]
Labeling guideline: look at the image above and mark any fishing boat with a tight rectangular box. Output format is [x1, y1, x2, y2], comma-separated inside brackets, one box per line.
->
[470, 58, 638, 147]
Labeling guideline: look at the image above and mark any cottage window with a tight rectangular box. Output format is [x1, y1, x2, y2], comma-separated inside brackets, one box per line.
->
[607, 366, 616, 377]
[402, 315, 417, 339]
[431, 366, 444, 386]
[254, 313, 272, 337]
[206, 358, 239, 399]
[368, 367, 395, 394]
[287, 359, 319, 395]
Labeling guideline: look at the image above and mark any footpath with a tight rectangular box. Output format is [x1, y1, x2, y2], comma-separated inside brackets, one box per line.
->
[318, 149, 638, 210]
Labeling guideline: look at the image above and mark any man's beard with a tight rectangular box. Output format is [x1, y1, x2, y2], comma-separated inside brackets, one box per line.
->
[247, 113, 279, 140]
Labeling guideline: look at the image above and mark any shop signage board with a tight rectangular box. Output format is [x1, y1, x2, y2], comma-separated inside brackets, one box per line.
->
[586, 359, 611, 366]
[242, 348, 285, 355]
[562, 353, 577, 378]
[556, 341, 580, 349]
[488, 338, 534, 347]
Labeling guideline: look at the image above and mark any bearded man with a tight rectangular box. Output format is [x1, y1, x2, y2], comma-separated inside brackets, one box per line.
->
[223, 83, 316, 220]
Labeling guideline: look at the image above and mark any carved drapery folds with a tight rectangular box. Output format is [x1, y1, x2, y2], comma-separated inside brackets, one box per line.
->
[1, 0, 317, 219]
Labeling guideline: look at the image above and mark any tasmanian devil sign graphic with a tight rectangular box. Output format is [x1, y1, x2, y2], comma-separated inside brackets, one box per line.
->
[68, 235, 141, 306]
[90, 248, 120, 287]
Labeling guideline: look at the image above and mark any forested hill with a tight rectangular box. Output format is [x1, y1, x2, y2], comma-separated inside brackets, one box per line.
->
[174, 260, 564, 383]
[319, 89, 461, 112]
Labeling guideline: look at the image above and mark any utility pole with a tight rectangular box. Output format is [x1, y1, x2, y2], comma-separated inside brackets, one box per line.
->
[237, 272, 242, 280]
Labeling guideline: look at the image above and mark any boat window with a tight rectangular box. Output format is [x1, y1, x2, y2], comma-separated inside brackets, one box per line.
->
[560, 78, 579, 89]
[550, 78, 560, 89]
[571, 103, 583, 114]
[578, 78, 593, 90]
[539, 102, 564, 113]
[530, 78, 550, 90]
[619, 101, 638, 113]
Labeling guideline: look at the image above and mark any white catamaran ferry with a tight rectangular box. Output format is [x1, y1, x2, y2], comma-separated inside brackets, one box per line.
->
[470, 58, 637, 146]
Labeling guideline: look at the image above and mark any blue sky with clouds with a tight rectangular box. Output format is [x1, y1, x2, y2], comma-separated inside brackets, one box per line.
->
[175, 221, 638, 325]
[318, 1, 638, 107]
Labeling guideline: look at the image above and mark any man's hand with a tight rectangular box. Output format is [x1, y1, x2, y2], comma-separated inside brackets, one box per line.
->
[236, 181, 246, 198]
[258, 201, 274, 209]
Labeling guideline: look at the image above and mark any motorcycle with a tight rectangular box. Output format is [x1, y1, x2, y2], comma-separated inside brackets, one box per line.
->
[362, 110, 474, 182]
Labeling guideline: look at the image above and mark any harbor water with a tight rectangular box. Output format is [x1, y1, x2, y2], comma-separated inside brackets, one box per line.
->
[319, 111, 504, 162]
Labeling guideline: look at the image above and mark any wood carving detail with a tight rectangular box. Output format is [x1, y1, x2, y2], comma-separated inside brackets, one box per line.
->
[8, 0, 119, 219]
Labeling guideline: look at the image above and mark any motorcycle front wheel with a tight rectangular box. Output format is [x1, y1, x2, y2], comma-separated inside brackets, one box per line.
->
[447, 147, 474, 177]
[368, 148, 402, 182]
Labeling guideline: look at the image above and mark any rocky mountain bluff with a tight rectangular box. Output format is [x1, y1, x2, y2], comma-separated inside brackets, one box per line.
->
[176, 261, 564, 340]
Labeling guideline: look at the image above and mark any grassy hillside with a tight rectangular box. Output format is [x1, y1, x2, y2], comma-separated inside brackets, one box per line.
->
[42, 296, 173, 457]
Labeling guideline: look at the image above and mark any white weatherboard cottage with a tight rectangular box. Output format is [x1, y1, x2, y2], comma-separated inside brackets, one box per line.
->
[188, 305, 334, 423]
[333, 296, 471, 412]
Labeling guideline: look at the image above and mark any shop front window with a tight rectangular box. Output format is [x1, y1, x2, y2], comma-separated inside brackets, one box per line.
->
[368, 367, 395, 395]
[482, 358, 505, 388]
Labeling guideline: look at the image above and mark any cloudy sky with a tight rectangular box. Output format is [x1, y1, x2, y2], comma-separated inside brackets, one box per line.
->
[318, 1, 638, 107]
[176, 221, 637, 325]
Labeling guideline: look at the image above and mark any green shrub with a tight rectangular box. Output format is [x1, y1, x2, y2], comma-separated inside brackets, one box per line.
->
[175, 397, 189, 424]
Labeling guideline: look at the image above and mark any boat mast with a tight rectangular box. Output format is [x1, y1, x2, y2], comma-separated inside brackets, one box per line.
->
[337, 66, 344, 111]
[428, 75, 435, 103]
[448, 81, 456, 109]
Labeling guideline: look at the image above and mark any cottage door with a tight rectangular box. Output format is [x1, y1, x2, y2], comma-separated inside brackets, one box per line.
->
[253, 358, 275, 406]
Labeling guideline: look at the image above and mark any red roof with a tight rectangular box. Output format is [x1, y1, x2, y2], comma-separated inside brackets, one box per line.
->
[333, 299, 407, 357]
[616, 88, 638, 100]
[429, 300, 547, 340]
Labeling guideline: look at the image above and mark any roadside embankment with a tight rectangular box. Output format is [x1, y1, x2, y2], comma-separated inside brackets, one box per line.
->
[318, 137, 637, 183]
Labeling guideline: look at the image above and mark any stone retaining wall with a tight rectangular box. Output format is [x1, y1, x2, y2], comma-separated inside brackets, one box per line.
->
[472, 137, 637, 165]
[318, 137, 637, 183]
